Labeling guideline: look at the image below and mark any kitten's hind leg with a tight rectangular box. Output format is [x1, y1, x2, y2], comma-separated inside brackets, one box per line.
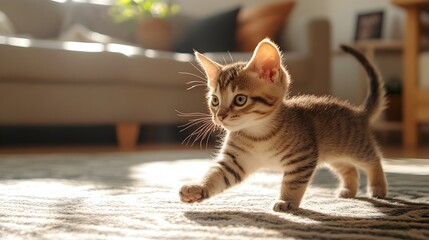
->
[328, 162, 359, 198]
[360, 158, 387, 198]
[349, 135, 387, 198]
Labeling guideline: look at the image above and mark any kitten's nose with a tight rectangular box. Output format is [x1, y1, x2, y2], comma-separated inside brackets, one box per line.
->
[217, 113, 228, 121]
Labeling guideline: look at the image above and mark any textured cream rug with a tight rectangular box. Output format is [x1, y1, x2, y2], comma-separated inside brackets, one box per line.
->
[0, 151, 428, 239]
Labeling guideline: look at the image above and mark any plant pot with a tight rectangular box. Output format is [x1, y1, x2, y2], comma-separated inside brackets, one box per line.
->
[135, 17, 172, 51]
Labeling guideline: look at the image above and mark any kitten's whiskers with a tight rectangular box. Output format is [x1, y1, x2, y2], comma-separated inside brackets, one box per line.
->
[179, 72, 208, 90]
[189, 62, 206, 77]
[175, 110, 210, 117]
[179, 72, 207, 82]
[227, 51, 234, 62]
[186, 81, 207, 90]
[179, 117, 211, 132]
[221, 55, 227, 65]
[176, 110, 221, 149]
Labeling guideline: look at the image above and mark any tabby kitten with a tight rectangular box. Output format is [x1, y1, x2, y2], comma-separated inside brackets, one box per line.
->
[179, 38, 387, 212]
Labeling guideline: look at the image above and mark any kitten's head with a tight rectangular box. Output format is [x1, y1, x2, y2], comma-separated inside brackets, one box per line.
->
[195, 38, 290, 132]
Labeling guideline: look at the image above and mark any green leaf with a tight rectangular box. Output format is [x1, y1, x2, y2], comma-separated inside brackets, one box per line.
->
[110, 0, 180, 21]
[118, 0, 132, 5]
[170, 4, 180, 15]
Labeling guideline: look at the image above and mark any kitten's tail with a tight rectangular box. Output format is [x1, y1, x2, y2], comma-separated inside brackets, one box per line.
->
[340, 44, 385, 123]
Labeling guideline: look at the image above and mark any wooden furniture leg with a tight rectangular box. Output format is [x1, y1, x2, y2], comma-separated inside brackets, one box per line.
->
[116, 122, 140, 151]
[403, 6, 420, 148]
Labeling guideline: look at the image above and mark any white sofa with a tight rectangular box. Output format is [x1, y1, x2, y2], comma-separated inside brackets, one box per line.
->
[0, 0, 331, 149]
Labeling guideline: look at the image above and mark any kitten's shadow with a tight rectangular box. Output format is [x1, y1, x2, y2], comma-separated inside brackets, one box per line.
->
[184, 197, 428, 239]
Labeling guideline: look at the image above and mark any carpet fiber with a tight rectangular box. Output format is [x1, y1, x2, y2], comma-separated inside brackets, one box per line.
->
[0, 151, 428, 239]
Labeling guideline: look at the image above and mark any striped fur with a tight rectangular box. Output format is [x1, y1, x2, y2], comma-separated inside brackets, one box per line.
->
[180, 39, 387, 212]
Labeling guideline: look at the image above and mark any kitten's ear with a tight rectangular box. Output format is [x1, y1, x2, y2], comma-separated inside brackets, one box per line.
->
[245, 38, 281, 83]
[195, 51, 222, 87]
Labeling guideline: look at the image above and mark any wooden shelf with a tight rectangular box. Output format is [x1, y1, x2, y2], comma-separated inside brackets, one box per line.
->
[393, 0, 429, 10]
[354, 40, 403, 51]
[373, 120, 402, 131]
[392, 0, 429, 148]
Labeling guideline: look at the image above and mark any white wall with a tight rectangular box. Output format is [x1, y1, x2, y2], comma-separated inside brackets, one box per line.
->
[287, 0, 330, 53]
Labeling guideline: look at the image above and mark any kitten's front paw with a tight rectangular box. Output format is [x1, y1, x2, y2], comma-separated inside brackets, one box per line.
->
[179, 184, 209, 203]
[272, 200, 298, 212]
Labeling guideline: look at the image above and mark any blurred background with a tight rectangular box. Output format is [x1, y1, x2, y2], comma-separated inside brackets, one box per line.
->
[0, 0, 428, 157]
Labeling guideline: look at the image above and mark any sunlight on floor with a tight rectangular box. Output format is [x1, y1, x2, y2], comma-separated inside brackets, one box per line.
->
[383, 158, 429, 175]
[1, 180, 99, 198]
[129, 160, 211, 186]
[0, 154, 425, 239]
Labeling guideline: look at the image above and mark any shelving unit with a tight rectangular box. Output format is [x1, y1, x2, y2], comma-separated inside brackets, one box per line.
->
[393, 0, 429, 148]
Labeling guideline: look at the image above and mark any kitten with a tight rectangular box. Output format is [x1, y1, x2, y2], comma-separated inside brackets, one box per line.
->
[179, 38, 387, 212]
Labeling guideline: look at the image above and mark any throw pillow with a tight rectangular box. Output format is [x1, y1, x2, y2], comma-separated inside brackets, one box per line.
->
[236, 0, 295, 52]
[174, 7, 240, 53]
[0, 11, 15, 35]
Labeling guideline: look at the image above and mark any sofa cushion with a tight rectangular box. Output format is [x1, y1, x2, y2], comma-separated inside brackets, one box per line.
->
[236, 0, 295, 52]
[173, 7, 240, 53]
[0, 0, 63, 39]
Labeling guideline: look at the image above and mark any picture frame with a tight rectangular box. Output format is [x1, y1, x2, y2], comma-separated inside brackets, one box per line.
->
[354, 11, 384, 41]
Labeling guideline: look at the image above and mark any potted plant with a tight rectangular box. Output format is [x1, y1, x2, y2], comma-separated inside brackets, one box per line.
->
[109, 0, 180, 50]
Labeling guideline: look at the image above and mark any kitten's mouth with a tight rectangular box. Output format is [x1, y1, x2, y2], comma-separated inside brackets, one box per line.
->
[219, 120, 243, 131]
[214, 117, 243, 130]
[219, 119, 238, 126]
[221, 125, 238, 132]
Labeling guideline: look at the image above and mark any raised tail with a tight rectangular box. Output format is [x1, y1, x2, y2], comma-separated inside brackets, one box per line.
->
[340, 44, 385, 122]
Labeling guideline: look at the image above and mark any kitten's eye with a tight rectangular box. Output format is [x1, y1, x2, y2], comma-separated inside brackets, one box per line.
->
[234, 94, 247, 106]
[211, 96, 219, 107]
